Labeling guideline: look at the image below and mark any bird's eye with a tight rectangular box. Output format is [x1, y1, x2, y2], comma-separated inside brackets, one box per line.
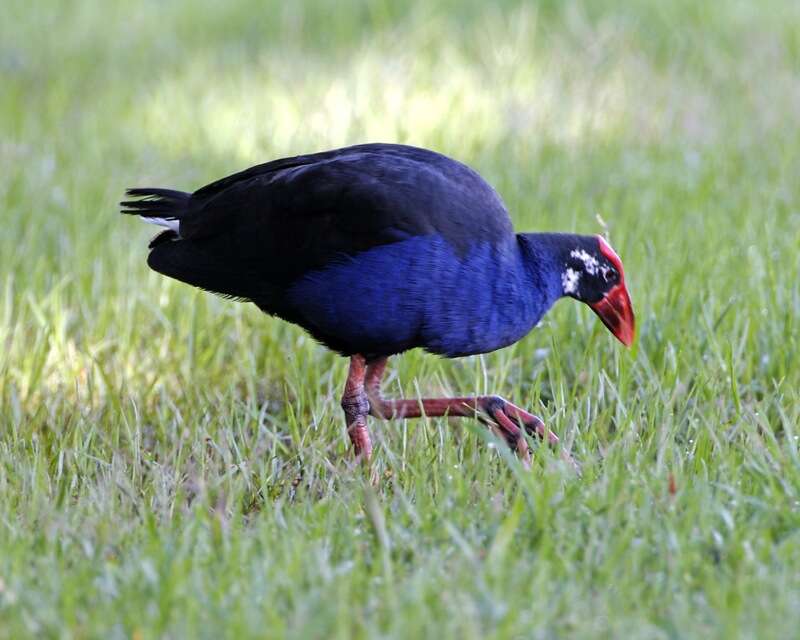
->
[603, 267, 618, 283]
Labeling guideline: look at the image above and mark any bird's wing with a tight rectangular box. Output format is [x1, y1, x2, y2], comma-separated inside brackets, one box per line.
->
[191, 144, 511, 244]
[184, 144, 512, 272]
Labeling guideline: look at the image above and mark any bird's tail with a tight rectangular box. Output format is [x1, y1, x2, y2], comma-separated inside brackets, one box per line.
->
[120, 188, 191, 232]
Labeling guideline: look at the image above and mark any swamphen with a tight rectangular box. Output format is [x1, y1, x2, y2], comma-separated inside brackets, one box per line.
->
[122, 143, 634, 465]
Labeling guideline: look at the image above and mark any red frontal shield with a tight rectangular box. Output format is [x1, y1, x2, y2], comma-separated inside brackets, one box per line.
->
[589, 236, 635, 346]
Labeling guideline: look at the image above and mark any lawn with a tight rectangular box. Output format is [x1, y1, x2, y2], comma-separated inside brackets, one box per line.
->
[1, 0, 799, 637]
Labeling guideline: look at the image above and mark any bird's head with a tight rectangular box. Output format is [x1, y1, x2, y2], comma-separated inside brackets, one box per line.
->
[559, 235, 635, 346]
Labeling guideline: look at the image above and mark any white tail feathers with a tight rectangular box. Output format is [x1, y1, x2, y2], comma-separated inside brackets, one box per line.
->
[141, 216, 180, 232]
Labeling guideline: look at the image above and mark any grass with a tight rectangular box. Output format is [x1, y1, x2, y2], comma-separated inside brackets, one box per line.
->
[2, 0, 800, 637]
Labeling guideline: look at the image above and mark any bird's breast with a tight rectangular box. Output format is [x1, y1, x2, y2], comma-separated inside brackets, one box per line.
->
[286, 235, 549, 357]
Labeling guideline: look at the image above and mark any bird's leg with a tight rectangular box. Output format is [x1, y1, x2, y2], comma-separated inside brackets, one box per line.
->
[364, 357, 562, 466]
[364, 356, 389, 404]
[341, 355, 372, 460]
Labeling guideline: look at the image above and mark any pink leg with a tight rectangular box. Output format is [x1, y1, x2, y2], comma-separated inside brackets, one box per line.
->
[363, 357, 564, 467]
[341, 355, 372, 460]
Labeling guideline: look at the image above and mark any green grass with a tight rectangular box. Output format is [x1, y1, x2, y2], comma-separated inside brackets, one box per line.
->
[2, 0, 800, 637]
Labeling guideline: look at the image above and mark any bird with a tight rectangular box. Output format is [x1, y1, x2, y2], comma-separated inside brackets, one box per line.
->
[121, 143, 634, 466]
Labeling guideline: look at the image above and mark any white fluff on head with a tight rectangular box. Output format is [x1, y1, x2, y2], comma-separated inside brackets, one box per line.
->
[569, 249, 599, 275]
[562, 267, 580, 294]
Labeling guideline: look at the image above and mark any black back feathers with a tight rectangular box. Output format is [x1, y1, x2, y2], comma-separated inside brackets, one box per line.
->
[122, 143, 515, 308]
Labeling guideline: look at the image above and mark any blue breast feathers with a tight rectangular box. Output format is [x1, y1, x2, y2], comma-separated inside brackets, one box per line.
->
[286, 234, 563, 358]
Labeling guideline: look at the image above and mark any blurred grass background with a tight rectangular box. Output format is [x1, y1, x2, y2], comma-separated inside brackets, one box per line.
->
[1, 0, 799, 637]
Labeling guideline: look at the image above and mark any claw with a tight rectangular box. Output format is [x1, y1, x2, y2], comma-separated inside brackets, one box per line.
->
[487, 405, 532, 468]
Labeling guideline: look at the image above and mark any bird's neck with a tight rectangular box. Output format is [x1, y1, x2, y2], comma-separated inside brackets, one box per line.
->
[517, 232, 576, 305]
[414, 235, 565, 357]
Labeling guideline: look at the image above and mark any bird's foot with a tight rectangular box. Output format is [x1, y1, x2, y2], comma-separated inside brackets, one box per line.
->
[479, 396, 578, 472]
[477, 396, 531, 467]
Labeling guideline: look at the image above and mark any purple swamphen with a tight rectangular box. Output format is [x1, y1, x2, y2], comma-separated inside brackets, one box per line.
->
[122, 143, 634, 465]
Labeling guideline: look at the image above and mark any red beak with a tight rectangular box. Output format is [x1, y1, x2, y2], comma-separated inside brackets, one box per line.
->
[589, 282, 635, 346]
